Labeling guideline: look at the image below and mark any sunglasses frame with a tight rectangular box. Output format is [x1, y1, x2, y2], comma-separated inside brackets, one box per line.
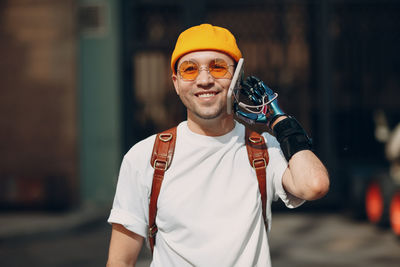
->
[177, 58, 235, 81]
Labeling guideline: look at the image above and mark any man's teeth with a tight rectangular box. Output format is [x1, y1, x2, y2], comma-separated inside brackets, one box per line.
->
[198, 93, 216, 98]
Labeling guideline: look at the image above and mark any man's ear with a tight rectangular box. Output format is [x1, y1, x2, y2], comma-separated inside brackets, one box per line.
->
[172, 74, 179, 95]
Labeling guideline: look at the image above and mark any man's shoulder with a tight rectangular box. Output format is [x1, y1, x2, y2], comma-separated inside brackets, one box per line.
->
[261, 131, 280, 149]
[123, 123, 183, 162]
[237, 122, 279, 149]
[124, 133, 158, 163]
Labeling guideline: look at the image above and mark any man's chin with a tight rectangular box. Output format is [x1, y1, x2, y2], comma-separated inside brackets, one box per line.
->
[194, 109, 224, 120]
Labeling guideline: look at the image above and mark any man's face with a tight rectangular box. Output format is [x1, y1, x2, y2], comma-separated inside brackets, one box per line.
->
[172, 51, 235, 121]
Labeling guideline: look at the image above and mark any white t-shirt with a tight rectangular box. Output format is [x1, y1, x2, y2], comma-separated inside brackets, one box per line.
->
[108, 121, 303, 267]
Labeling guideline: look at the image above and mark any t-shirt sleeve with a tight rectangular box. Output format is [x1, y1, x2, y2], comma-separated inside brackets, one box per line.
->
[263, 133, 305, 208]
[107, 156, 149, 238]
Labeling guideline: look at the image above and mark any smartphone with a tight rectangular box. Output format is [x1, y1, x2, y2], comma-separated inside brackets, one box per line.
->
[227, 58, 244, 114]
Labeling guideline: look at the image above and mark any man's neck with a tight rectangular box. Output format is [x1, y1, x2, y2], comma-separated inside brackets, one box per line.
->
[187, 114, 235, 136]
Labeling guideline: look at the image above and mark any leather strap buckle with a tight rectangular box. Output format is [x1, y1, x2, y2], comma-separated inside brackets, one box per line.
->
[148, 224, 158, 238]
[249, 136, 263, 144]
[252, 158, 267, 169]
[153, 159, 168, 170]
[159, 133, 173, 142]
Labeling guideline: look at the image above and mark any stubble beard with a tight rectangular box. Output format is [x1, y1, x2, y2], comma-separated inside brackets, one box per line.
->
[192, 104, 225, 120]
[178, 85, 229, 121]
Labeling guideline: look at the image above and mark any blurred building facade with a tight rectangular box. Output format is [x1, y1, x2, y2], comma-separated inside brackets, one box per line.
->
[0, 0, 80, 209]
[0, 0, 121, 210]
[0, 0, 399, 211]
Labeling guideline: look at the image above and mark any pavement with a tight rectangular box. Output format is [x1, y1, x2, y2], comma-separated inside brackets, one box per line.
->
[1, 208, 400, 267]
[0, 203, 110, 241]
[269, 212, 400, 267]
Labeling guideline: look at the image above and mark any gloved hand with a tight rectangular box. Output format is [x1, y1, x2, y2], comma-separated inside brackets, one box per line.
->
[234, 76, 286, 128]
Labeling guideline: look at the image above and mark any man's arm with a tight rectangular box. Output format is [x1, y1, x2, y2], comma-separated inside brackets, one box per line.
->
[234, 76, 330, 201]
[107, 223, 144, 267]
[282, 150, 329, 200]
[272, 116, 330, 201]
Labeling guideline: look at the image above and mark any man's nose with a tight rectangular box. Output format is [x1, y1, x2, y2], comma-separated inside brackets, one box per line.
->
[196, 68, 214, 86]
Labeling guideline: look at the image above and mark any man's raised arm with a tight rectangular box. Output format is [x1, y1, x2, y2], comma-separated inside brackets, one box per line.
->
[234, 76, 330, 201]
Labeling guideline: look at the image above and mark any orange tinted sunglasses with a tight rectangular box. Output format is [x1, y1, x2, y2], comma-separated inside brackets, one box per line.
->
[178, 58, 235, 81]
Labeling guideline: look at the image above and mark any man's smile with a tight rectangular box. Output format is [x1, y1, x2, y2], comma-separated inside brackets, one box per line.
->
[195, 91, 220, 99]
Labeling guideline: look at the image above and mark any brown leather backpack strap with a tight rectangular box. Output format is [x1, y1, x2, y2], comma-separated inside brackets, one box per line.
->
[148, 127, 177, 253]
[245, 128, 269, 228]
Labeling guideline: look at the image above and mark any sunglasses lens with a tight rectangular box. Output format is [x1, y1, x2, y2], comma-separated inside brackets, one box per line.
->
[179, 61, 198, 80]
[178, 59, 232, 80]
[209, 59, 230, 78]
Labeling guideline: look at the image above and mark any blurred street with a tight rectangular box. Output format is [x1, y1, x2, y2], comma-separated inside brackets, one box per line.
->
[269, 212, 400, 267]
[1, 1, 400, 266]
[1, 211, 399, 267]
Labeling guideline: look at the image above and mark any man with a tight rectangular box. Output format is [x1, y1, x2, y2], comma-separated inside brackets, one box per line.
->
[107, 24, 329, 266]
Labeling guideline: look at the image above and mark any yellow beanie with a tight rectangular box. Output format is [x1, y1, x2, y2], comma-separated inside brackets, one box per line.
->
[171, 24, 242, 74]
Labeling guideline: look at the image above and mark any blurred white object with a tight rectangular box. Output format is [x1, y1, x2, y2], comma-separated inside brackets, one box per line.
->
[386, 124, 400, 161]
[373, 110, 390, 142]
